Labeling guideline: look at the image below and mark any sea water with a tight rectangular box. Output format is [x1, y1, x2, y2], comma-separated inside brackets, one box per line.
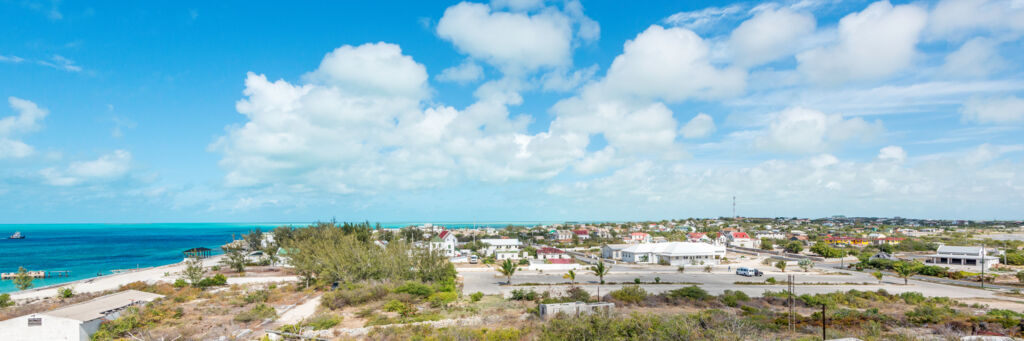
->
[0, 221, 552, 293]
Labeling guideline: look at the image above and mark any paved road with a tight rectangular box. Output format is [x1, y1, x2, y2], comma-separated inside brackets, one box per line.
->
[460, 265, 1012, 301]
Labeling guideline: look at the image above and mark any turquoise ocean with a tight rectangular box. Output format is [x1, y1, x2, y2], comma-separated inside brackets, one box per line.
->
[0, 221, 548, 293]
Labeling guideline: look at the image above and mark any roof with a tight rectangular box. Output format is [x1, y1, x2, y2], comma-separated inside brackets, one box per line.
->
[687, 232, 706, 238]
[730, 232, 751, 239]
[438, 231, 452, 240]
[480, 238, 521, 246]
[620, 242, 725, 256]
[537, 247, 565, 254]
[630, 232, 649, 237]
[937, 245, 984, 255]
[602, 244, 630, 250]
[44, 290, 164, 322]
[573, 229, 589, 235]
[548, 258, 574, 264]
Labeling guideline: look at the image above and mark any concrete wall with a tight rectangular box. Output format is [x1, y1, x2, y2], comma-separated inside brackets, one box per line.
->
[0, 314, 87, 341]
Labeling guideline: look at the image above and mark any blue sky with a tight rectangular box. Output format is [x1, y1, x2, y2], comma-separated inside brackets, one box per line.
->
[1, 0, 1022, 223]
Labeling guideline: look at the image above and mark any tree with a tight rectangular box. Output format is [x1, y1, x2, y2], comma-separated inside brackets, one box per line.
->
[244, 228, 263, 251]
[810, 242, 845, 258]
[893, 261, 919, 285]
[497, 259, 517, 285]
[774, 260, 787, 272]
[563, 270, 576, 286]
[873, 271, 884, 284]
[760, 239, 775, 250]
[1017, 271, 1024, 283]
[263, 243, 280, 267]
[220, 247, 247, 273]
[798, 259, 813, 272]
[13, 267, 33, 291]
[590, 261, 611, 284]
[784, 241, 803, 254]
[182, 258, 205, 286]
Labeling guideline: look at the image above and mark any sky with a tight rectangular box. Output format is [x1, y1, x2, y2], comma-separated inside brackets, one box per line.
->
[1, 0, 1022, 223]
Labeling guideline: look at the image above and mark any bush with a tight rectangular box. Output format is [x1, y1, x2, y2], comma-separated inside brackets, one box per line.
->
[395, 281, 434, 298]
[173, 279, 187, 288]
[384, 299, 408, 313]
[0, 293, 13, 308]
[906, 303, 956, 325]
[197, 274, 228, 287]
[810, 242, 844, 258]
[634, 278, 641, 284]
[783, 241, 803, 254]
[428, 291, 458, 308]
[667, 285, 710, 301]
[57, 287, 74, 299]
[244, 290, 269, 304]
[305, 314, 342, 330]
[510, 289, 538, 301]
[470, 291, 484, 302]
[565, 286, 591, 302]
[900, 292, 925, 305]
[610, 285, 648, 304]
[719, 290, 750, 307]
[322, 283, 391, 309]
[234, 303, 277, 322]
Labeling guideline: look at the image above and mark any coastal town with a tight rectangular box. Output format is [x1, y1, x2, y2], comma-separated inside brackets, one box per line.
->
[3, 217, 1024, 340]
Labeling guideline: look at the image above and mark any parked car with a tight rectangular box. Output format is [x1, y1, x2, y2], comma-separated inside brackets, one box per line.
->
[735, 267, 763, 277]
[469, 255, 479, 264]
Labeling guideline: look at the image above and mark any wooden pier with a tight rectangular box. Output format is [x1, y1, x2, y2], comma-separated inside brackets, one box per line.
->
[0, 270, 70, 280]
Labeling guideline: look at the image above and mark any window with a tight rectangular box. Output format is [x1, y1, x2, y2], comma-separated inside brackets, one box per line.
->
[27, 317, 42, 326]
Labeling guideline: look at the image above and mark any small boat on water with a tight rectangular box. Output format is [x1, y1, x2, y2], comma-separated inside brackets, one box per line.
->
[8, 231, 24, 239]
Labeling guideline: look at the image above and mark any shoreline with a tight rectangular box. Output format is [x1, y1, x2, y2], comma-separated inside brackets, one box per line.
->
[6, 255, 225, 302]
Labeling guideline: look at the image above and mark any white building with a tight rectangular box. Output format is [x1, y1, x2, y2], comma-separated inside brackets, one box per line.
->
[480, 238, 522, 260]
[428, 230, 459, 257]
[0, 290, 164, 341]
[601, 244, 630, 260]
[620, 242, 726, 266]
[923, 245, 999, 271]
[754, 231, 785, 240]
[726, 232, 758, 248]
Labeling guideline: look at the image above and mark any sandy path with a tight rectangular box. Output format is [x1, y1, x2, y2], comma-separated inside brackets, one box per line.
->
[275, 295, 322, 325]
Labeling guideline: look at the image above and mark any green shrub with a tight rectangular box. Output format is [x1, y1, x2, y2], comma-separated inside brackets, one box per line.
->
[322, 283, 391, 309]
[244, 290, 269, 304]
[234, 303, 277, 322]
[610, 285, 648, 304]
[197, 274, 228, 287]
[173, 279, 187, 288]
[719, 290, 750, 307]
[0, 293, 13, 308]
[905, 303, 956, 325]
[428, 291, 458, 308]
[510, 289, 538, 301]
[305, 313, 342, 330]
[395, 281, 434, 298]
[57, 287, 74, 299]
[899, 292, 925, 305]
[470, 291, 484, 302]
[634, 278, 641, 284]
[667, 285, 710, 301]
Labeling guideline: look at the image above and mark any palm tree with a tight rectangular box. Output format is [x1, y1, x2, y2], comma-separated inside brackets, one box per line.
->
[497, 259, 517, 285]
[893, 261, 919, 285]
[563, 269, 576, 286]
[590, 261, 611, 284]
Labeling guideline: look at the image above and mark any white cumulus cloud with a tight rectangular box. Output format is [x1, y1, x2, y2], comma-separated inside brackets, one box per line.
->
[878, 145, 907, 163]
[436, 59, 484, 84]
[755, 107, 884, 154]
[41, 150, 133, 186]
[797, 1, 927, 84]
[437, 2, 574, 73]
[680, 113, 716, 139]
[961, 95, 1024, 124]
[0, 97, 48, 159]
[729, 7, 816, 67]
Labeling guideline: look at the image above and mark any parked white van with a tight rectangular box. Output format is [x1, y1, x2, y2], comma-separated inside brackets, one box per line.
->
[735, 267, 762, 277]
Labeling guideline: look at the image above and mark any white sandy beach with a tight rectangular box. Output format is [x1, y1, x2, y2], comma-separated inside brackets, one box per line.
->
[8, 255, 298, 302]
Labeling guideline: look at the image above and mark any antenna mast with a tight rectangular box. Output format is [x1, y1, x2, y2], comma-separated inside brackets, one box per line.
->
[732, 196, 736, 219]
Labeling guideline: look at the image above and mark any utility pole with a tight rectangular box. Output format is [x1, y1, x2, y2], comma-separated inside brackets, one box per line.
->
[821, 304, 827, 340]
[732, 196, 736, 219]
[981, 243, 986, 289]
